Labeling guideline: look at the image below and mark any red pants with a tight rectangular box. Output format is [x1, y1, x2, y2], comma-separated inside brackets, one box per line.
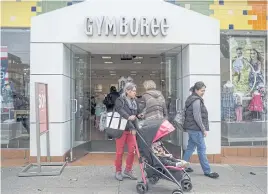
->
[115, 131, 136, 172]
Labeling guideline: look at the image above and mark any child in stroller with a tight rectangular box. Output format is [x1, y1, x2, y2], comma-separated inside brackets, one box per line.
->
[152, 141, 189, 168]
[134, 119, 193, 194]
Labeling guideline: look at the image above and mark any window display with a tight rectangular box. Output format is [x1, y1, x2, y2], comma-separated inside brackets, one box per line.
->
[227, 37, 267, 122]
[221, 34, 267, 146]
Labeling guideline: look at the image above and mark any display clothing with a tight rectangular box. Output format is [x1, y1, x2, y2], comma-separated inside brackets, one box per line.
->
[235, 106, 243, 122]
[118, 76, 134, 95]
[118, 76, 127, 91]
[126, 76, 133, 83]
[95, 103, 106, 129]
[221, 83, 235, 121]
[248, 92, 263, 112]
[234, 93, 243, 122]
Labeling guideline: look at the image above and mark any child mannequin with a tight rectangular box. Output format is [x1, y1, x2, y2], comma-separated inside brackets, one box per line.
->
[152, 141, 189, 168]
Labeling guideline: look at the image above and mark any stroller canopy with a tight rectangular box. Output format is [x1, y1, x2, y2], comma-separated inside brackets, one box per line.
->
[139, 119, 175, 146]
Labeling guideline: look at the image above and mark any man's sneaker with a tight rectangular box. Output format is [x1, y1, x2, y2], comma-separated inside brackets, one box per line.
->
[115, 172, 123, 181]
[123, 170, 137, 180]
[204, 172, 219, 179]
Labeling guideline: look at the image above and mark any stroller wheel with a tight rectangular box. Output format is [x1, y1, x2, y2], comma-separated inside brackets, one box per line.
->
[181, 179, 193, 192]
[172, 189, 183, 194]
[148, 175, 159, 185]
[136, 183, 148, 194]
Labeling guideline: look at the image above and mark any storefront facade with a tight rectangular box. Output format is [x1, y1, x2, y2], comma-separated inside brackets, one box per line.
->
[1, 0, 267, 162]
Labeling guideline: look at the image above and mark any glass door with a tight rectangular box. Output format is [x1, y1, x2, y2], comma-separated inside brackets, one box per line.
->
[160, 46, 183, 158]
[70, 45, 91, 161]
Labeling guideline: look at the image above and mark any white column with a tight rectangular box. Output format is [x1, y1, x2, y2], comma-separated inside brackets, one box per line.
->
[181, 44, 221, 155]
[30, 43, 72, 156]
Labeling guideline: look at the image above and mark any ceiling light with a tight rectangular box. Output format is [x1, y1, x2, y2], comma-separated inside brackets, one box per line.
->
[105, 61, 113, 64]
[131, 74, 136, 76]
[134, 56, 143, 60]
[102, 56, 112, 59]
[133, 61, 141, 64]
[150, 74, 155, 76]
[152, 71, 158, 73]
[109, 71, 116, 73]
[130, 71, 137, 73]
[110, 74, 116, 76]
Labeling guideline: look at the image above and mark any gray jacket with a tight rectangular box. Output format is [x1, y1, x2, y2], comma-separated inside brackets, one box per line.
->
[114, 97, 141, 130]
[142, 89, 167, 121]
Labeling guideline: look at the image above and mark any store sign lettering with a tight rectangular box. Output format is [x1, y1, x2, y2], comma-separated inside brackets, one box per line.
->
[84, 16, 169, 37]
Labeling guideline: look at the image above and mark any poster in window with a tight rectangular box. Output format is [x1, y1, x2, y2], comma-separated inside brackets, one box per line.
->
[230, 37, 266, 94]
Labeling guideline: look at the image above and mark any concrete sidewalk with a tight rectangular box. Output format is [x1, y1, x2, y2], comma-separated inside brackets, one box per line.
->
[1, 164, 267, 194]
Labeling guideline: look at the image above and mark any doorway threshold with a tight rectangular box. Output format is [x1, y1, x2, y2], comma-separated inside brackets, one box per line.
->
[68, 152, 139, 166]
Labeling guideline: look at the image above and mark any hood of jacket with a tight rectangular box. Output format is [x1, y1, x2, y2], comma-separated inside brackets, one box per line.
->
[145, 89, 163, 99]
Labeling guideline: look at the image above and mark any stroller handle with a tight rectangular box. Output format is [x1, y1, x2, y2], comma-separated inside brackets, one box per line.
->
[133, 118, 142, 131]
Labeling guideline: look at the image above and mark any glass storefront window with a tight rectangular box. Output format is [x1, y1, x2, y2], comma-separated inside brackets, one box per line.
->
[220, 32, 267, 146]
[1, 29, 30, 148]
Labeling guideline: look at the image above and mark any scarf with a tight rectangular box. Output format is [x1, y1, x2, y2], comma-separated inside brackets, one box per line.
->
[125, 96, 137, 111]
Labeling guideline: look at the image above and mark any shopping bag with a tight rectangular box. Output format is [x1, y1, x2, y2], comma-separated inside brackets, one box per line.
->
[104, 110, 127, 139]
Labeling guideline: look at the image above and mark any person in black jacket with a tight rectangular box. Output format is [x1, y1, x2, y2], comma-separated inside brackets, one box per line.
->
[103, 86, 120, 112]
[113, 82, 142, 181]
[104, 86, 120, 140]
[183, 81, 219, 179]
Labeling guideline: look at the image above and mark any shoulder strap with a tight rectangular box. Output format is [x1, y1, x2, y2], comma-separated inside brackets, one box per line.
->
[184, 98, 200, 111]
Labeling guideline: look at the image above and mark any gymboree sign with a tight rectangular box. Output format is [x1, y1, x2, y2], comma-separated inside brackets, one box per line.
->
[84, 16, 169, 37]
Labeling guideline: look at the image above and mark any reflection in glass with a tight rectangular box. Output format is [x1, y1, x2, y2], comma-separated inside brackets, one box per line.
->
[1, 40, 30, 149]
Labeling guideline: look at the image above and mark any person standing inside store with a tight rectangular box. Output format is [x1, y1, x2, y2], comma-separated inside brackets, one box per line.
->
[183, 81, 219, 179]
[142, 80, 167, 121]
[104, 86, 120, 112]
[103, 86, 120, 140]
[114, 82, 142, 181]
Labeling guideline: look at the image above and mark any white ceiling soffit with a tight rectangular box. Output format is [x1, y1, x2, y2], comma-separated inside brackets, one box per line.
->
[73, 43, 185, 54]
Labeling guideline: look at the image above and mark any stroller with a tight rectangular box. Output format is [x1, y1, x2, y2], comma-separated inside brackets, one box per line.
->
[133, 119, 192, 194]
